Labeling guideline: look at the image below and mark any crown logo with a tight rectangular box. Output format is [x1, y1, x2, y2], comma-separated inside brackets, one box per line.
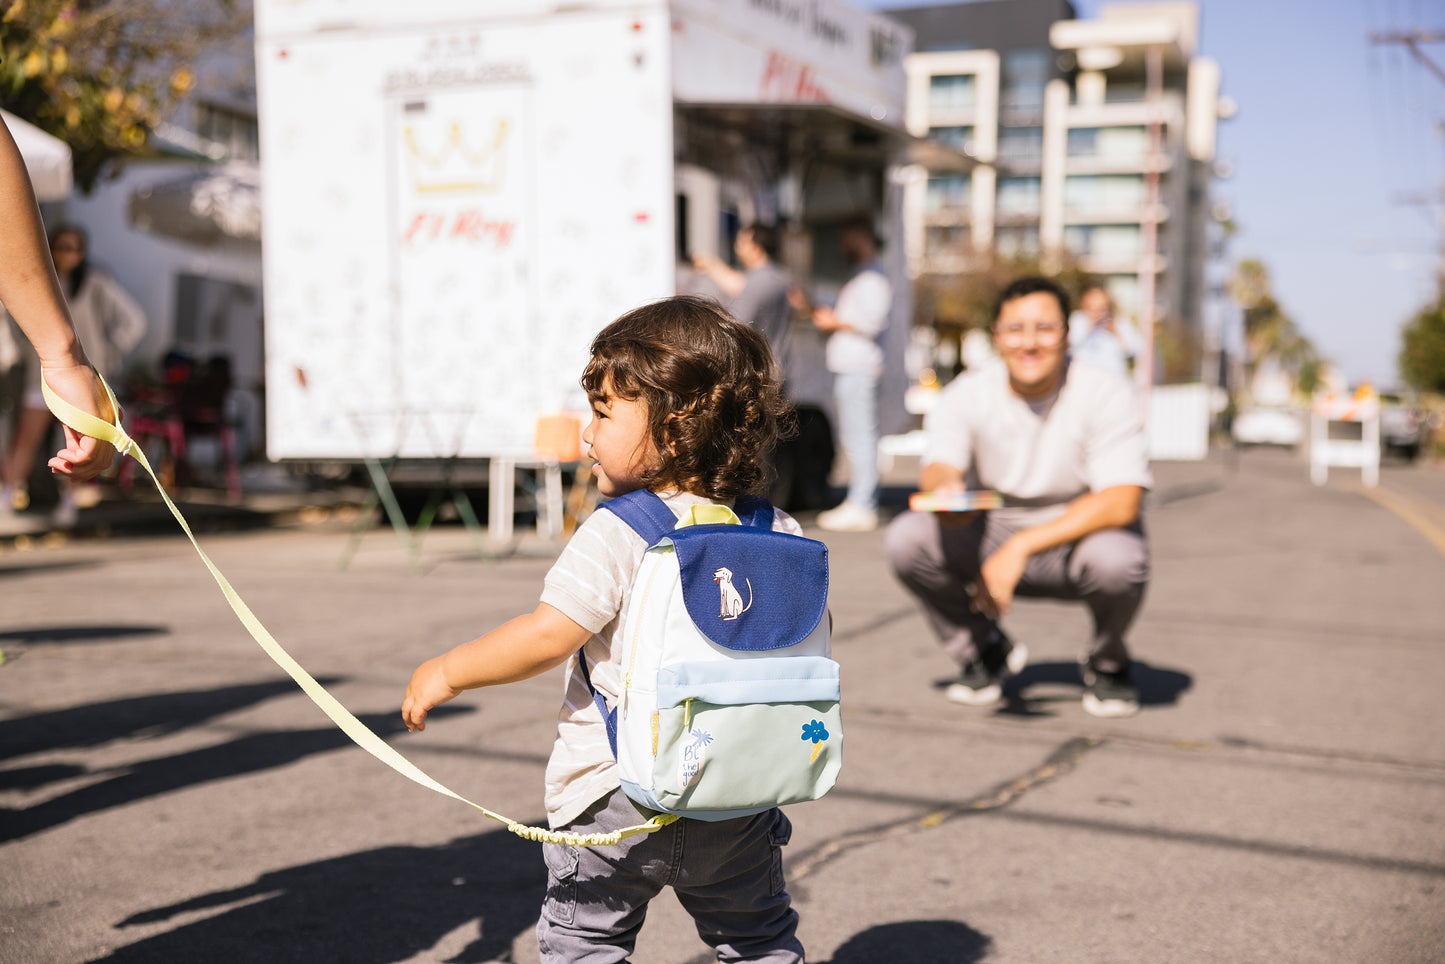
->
[402, 119, 509, 194]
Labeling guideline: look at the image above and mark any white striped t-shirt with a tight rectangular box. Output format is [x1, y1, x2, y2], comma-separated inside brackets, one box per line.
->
[537, 490, 803, 828]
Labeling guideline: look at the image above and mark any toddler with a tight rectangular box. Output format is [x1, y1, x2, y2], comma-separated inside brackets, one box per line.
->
[403, 295, 806, 963]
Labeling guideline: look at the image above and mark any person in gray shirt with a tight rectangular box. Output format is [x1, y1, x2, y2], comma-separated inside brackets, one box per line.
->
[692, 222, 793, 377]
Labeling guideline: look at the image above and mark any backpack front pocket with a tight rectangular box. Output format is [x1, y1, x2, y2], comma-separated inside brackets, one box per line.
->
[650, 656, 842, 814]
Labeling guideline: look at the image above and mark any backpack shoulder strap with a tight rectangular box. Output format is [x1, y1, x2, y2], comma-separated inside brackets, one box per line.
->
[576, 648, 618, 758]
[598, 489, 678, 545]
[734, 494, 775, 530]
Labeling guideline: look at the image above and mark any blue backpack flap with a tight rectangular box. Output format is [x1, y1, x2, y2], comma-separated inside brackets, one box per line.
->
[667, 524, 828, 651]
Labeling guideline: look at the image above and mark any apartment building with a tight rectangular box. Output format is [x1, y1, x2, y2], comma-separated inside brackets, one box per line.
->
[890, 1, 1226, 381]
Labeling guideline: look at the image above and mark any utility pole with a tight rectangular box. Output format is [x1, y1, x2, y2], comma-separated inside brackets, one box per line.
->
[1370, 29, 1445, 291]
[1137, 44, 1163, 392]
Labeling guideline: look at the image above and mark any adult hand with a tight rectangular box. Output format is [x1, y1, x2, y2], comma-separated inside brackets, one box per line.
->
[787, 286, 812, 315]
[974, 539, 1029, 618]
[812, 305, 842, 332]
[41, 364, 120, 480]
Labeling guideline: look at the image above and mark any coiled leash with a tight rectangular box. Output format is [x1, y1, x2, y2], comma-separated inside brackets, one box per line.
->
[42, 371, 676, 848]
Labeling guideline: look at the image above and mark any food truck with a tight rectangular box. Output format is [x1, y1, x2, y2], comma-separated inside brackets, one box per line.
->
[255, 0, 946, 470]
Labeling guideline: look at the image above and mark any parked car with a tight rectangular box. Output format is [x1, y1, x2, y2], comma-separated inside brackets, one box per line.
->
[1379, 393, 1431, 461]
[1231, 405, 1306, 449]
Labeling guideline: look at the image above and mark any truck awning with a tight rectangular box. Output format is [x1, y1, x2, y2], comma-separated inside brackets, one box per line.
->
[675, 101, 974, 173]
[2, 109, 72, 201]
[127, 162, 261, 245]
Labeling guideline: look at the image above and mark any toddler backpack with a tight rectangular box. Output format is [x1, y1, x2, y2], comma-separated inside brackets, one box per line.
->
[581, 489, 842, 820]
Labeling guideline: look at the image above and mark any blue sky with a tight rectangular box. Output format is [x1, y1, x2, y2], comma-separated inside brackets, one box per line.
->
[865, 0, 1445, 387]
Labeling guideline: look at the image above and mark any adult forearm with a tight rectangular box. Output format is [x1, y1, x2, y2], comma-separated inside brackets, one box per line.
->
[1004, 486, 1143, 558]
[919, 461, 966, 492]
[0, 119, 87, 369]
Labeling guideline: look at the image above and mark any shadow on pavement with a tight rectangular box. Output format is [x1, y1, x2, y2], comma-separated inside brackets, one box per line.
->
[821, 919, 992, 963]
[0, 558, 105, 579]
[0, 623, 168, 647]
[0, 703, 470, 843]
[92, 827, 545, 963]
[0, 679, 323, 761]
[928, 659, 1192, 718]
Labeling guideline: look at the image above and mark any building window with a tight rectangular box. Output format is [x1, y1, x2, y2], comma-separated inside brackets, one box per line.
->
[926, 174, 971, 212]
[1067, 126, 1148, 161]
[1064, 174, 1146, 214]
[1062, 224, 1143, 260]
[1000, 48, 1049, 123]
[926, 224, 973, 256]
[997, 175, 1041, 217]
[995, 226, 1039, 259]
[193, 101, 259, 162]
[928, 125, 975, 155]
[998, 127, 1043, 165]
[1103, 83, 1147, 104]
[929, 73, 977, 112]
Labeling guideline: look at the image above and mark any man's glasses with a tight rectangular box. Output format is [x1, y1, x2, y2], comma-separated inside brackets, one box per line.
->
[994, 322, 1065, 347]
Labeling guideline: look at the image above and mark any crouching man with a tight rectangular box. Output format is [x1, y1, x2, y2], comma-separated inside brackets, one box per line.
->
[884, 277, 1152, 717]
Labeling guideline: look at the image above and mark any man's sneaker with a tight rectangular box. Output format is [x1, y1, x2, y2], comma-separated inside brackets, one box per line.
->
[1082, 665, 1140, 718]
[816, 501, 878, 532]
[946, 636, 1029, 706]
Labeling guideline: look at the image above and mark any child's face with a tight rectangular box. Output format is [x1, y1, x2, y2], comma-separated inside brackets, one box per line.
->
[583, 377, 657, 497]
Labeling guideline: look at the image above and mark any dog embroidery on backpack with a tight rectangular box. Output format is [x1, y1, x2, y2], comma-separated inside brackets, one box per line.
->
[713, 567, 752, 620]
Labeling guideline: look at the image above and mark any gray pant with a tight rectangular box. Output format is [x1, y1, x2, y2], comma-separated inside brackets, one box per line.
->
[884, 510, 1149, 674]
[537, 788, 804, 963]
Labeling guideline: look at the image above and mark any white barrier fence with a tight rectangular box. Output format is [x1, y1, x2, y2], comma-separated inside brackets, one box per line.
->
[1310, 393, 1380, 487]
[1147, 383, 1212, 461]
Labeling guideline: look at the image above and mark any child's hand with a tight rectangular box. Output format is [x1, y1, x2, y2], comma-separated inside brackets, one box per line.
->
[402, 656, 461, 732]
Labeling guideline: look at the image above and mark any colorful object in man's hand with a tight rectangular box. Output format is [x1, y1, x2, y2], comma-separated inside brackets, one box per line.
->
[908, 490, 1003, 512]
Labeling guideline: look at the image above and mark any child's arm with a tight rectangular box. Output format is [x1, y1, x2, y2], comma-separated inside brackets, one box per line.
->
[402, 602, 592, 732]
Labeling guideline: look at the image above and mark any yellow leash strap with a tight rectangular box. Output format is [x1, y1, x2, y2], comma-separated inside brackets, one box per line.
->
[41, 370, 677, 848]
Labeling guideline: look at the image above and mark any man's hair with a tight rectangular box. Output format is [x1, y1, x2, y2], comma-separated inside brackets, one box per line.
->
[839, 216, 882, 251]
[582, 295, 793, 499]
[994, 276, 1071, 324]
[742, 222, 779, 260]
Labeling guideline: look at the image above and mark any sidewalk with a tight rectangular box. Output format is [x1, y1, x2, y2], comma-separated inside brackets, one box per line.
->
[1, 447, 1442, 963]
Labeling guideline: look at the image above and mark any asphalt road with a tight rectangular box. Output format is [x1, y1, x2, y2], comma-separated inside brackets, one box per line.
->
[2, 447, 1443, 963]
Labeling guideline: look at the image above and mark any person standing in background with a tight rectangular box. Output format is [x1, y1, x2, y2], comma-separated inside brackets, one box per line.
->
[691, 222, 793, 378]
[1068, 283, 1140, 377]
[3, 224, 146, 527]
[805, 218, 891, 533]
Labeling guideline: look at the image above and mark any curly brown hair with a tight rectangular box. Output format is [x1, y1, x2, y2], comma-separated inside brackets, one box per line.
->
[581, 295, 793, 499]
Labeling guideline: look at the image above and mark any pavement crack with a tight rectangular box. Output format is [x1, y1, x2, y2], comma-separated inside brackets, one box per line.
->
[787, 735, 1102, 881]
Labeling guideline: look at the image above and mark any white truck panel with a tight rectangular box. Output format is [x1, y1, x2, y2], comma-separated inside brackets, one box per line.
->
[257, 3, 673, 459]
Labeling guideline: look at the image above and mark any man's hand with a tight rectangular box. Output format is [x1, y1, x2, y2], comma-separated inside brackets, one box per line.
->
[811, 305, 844, 332]
[42, 365, 119, 480]
[973, 539, 1029, 618]
[402, 655, 462, 733]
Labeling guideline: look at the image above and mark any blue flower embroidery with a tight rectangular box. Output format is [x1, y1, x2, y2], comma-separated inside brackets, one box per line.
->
[801, 720, 829, 744]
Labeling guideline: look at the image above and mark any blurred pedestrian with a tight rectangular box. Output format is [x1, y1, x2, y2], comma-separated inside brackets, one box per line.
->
[0, 113, 120, 501]
[402, 296, 807, 963]
[2, 223, 146, 526]
[884, 276, 1152, 718]
[1068, 283, 1140, 376]
[691, 222, 793, 376]
[800, 218, 891, 532]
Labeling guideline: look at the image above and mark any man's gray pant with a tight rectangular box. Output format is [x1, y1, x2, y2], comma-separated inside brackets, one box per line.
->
[537, 788, 803, 963]
[884, 510, 1149, 674]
